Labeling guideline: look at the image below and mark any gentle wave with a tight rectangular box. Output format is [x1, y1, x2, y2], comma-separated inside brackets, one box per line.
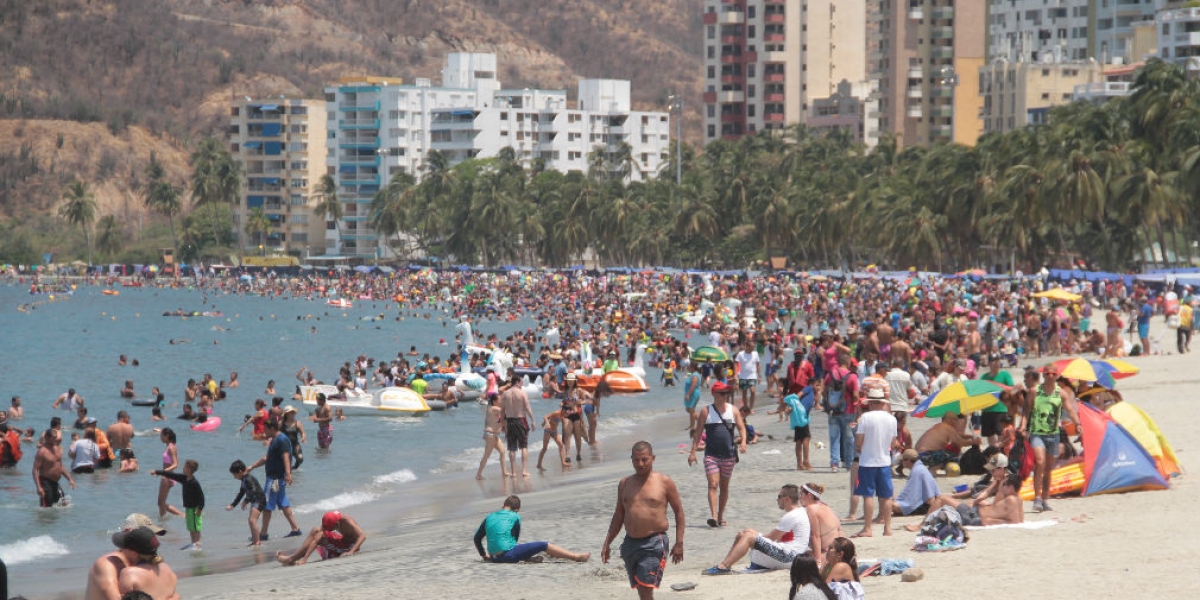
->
[293, 468, 417, 514]
[0, 535, 70, 565]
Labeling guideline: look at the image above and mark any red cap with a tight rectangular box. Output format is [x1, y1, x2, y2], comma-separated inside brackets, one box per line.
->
[711, 381, 731, 394]
[322, 511, 342, 531]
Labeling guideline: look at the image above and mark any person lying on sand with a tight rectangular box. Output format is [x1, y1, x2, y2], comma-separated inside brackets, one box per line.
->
[903, 472, 1023, 531]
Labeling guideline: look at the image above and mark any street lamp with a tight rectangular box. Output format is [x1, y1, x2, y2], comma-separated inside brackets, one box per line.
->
[937, 65, 959, 144]
[667, 94, 683, 212]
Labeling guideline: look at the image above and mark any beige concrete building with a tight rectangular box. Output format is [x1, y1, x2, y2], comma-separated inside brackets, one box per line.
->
[229, 97, 328, 257]
[701, 0, 867, 143]
[979, 60, 1103, 134]
[877, 0, 987, 148]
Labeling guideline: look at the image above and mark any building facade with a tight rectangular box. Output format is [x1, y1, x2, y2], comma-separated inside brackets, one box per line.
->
[701, 0, 867, 143]
[979, 59, 1102, 133]
[877, 0, 987, 147]
[323, 54, 495, 259]
[1157, 6, 1200, 71]
[987, 0, 1092, 62]
[429, 80, 670, 181]
[1091, 0, 1160, 64]
[805, 79, 881, 148]
[229, 98, 328, 256]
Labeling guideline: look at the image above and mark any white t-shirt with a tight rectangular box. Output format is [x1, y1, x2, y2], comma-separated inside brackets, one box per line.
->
[773, 506, 811, 554]
[856, 409, 898, 468]
[885, 368, 914, 412]
[735, 350, 760, 381]
[708, 330, 722, 347]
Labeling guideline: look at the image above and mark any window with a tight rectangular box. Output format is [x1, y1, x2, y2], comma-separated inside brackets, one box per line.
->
[290, 160, 307, 170]
[747, 105, 755, 117]
[707, 105, 716, 117]
[707, 124, 716, 138]
[708, 45, 716, 58]
[748, 85, 756, 98]
[568, 151, 582, 160]
[708, 26, 715, 39]
[708, 66, 716, 79]
[748, 25, 756, 38]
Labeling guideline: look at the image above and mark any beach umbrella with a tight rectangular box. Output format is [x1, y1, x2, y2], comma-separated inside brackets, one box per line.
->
[1097, 358, 1139, 378]
[691, 346, 729, 362]
[1032, 288, 1082, 303]
[913, 380, 1008, 418]
[1050, 358, 1137, 388]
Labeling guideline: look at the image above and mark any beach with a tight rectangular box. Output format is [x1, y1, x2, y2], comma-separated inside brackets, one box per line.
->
[165, 316, 1199, 600]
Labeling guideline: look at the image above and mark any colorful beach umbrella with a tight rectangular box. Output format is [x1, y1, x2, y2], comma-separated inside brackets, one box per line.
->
[1051, 358, 1138, 389]
[691, 346, 729, 362]
[1032, 288, 1082, 303]
[913, 380, 1008, 418]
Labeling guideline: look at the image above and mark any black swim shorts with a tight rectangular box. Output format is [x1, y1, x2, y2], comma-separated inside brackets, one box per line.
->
[620, 532, 668, 589]
[505, 418, 529, 449]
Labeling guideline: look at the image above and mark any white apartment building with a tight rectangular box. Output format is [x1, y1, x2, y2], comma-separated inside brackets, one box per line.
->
[701, 0, 867, 143]
[429, 79, 670, 181]
[323, 54, 495, 259]
[1092, 0, 1160, 64]
[988, 0, 1092, 62]
[229, 97, 328, 256]
[1157, 6, 1200, 72]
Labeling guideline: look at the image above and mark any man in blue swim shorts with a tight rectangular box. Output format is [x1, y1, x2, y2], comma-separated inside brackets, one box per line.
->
[473, 495, 590, 563]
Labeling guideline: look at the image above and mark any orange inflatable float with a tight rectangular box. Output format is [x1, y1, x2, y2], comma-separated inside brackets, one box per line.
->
[576, 371, 649, 394]
[1019, 457, 1085, 501]
[102, 289, 120, 296]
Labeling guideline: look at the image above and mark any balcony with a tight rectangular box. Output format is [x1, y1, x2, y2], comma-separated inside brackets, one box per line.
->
[931, 124, 953, 138]
[720, 113, 745, 123]
[703, 12, 717, 25]
[931, 27, 954, 40]
[764, 51, 788, 63]
[764, 33, 786, 42]
[907, 106, 923, 118]
[720, 11, 745, 24]
[1173, 31, 1200, 45]
[1074, 81, 1133, 101]
[765, 13, 786, 24]
[764, 73, 785, 83]
[764, 113, 785, 123]
[908, 8, 923, 20]
[931, 46, 954, 59]
[930, 106, 954, 118]
[721, 35, 744, 44]
[338, 118, 380, 129]
[721, 74, 745, 84]
[908, 67, 923, 79]
[931, 6, 954, 20]
[720, 90, 745, 103]
[721, 53, 744, 64]
[703, 91, 718, 103]
[907, 87, 923, 99]
[765, 93, 785, 102]
[931, 87, 954, 98]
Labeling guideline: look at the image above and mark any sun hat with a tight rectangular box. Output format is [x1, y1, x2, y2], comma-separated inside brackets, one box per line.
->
[120, 513, 166, 536]
[985, 454, 1009, 471]
[565, 372, 577, 381]
[866, 388, 888, 402]
[282, 406, 298, 415]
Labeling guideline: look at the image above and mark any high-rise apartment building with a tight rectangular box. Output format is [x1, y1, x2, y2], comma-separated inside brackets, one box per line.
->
[324, 54, 494, 259]
[987, 0, 1092, 62]
[701, 0, 866, 143]
[429, 80, 670, 181]
[979, 60, 1102, 133]
[1092, 0, 1160, 64]
[229, 98, 328, 256]
[877, 0, 987, 147]
[1157, 6, 1200, 71]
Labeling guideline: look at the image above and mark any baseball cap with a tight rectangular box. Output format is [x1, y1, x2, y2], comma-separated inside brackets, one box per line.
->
[901, 448, 920, 462]
[866, 388, 887, 402]
[985, 454, 1009, 471]
[711, 381, 732, 394]
[85, 417, 98, 425]
[112, 527, 160, 555]
[322, 511, 342, 531]
[120, 513, 167, 536]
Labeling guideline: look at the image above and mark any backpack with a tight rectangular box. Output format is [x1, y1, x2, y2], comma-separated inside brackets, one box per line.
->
[959, 446, 986, 475]
[827, 369, 850, 413]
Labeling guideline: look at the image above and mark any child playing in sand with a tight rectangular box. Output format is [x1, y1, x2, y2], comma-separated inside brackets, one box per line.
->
[153, 459, 204, 550]
[227, 459, 267, 546]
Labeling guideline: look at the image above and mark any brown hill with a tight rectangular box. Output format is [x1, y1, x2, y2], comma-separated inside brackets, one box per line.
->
[0, 0, 702, 222]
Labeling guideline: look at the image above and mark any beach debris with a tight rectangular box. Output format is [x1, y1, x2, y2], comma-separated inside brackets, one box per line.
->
[670, 581, 698, 591]
[901, 568, 924, 582]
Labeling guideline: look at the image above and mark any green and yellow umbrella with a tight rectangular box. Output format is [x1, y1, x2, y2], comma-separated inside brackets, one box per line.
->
[691, 346, 729, 362]
[913, 380, 1009, 418]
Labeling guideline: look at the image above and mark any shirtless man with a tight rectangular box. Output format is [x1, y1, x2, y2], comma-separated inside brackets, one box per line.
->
[913, 413, 980, 471]
[904, 473, 1024, 531]
[277, 511, 366, 566]
[877, 320, 895, 362]
[500, 376, 535, 478]
[120, 380, 136, 399]
[84, 517, 166, 600]
[8, 396, 22, 420]
[114, 527, 179, 600]
[889, 331, 912, 370]
[33, 429, 74, 507]
[311, 394, 333, 449]
[602, 442, 685, 600]
[107, 411, 134, 455]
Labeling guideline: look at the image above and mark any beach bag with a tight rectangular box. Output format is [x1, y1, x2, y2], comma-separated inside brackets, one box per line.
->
[958, 446, 986, 475]
[827, 369, 849, 414]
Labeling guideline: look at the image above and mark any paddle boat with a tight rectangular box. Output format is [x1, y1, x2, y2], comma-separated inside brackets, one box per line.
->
[576, 370, 649, 394]
[326, 298, 353, 309]
[299, 384, 430, 416]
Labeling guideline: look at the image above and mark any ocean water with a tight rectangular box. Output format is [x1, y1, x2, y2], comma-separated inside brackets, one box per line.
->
[0, 282, 686, 597]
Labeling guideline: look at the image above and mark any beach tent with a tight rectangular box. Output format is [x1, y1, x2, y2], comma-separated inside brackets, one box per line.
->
[1106, 402, 1182, 479]
[1079, 403, 1169, 496]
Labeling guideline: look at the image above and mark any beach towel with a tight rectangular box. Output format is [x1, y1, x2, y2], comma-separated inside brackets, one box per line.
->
[964, 520, 1058, 531]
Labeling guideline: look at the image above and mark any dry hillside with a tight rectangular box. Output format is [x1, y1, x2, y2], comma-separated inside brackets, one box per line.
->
[0, 0, 702, 221]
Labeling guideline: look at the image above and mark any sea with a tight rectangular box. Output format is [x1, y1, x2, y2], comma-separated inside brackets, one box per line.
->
[0, 282, 688, 597]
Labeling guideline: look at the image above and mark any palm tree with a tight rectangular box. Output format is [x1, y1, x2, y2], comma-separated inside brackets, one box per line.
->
[189, 137, 241, 252]
[310, 173, 342, 256]
[59, 179, 97, 265]
[95, 215, 123, 260]
[144, 153, 183, 257]
[245, 208, 271, 254]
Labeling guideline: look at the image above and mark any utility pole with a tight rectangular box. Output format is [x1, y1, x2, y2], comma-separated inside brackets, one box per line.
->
[667, 94, 683, 212]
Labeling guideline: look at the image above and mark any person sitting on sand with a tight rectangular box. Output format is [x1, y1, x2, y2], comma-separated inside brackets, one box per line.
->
[904, 470, 1024, 531]
[701, 484, 810, 575]
[474, 495, 590, 563]
[821, 537, 863, 600]
[889, 449, 939, 516]
[913, 413, 979, 472]
[276, 511, 366, 566]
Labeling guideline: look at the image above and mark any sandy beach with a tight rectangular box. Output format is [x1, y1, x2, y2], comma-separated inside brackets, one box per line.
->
[170, 315, 1199, 600]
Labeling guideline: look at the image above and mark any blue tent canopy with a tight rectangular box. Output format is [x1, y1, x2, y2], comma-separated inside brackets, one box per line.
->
[261, 122, 281, 136]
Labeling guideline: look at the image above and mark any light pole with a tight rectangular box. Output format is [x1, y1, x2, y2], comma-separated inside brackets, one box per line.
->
[667, 94, 683, 213]
[938, 65, 959, 144]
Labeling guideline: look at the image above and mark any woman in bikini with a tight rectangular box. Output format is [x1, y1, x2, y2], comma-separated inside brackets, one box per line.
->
[799, 483, 844, 566]
[560, 376, 586, 463]
[474, 395, 509, 480]
[821, 537, 863, 600]
[535, 403, 567, 470]
[155, 428, 184, 519]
